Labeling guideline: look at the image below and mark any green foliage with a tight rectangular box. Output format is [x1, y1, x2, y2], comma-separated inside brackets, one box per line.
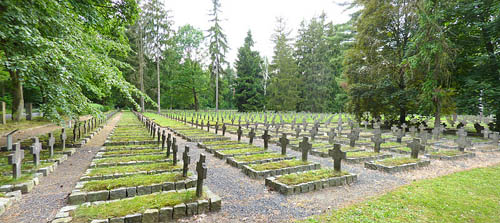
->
[234, 31, 265, 111]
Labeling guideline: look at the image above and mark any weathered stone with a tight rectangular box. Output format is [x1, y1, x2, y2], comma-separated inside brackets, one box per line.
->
[87, 191, 109, 202]
[108, 217, 125, 223]
[90, 219, 108, 223]
[197, 200, 209, 214]
[110, 188, 127, 200]
[142, 209, 159, 223]
[162, 182, 174, 191]
[150, 184, 162, 193]
[175, 181, 185, 190]
[186, 202, 198, 216]
[124, 213, 141, 223]
[126, 187, 136, 197]
[159, 207, 173, 222]
[137, 185, 152, 196]
[172, 204, 186, 219]
[51, 217, 73, 223]
[68, 192, 87, 205]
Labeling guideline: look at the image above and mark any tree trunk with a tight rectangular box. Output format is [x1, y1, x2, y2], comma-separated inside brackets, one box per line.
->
[434, 93, 441, 128]
[10, 71, 24, 121]
[157, 58, 161, 114]
[399, 108, 406, 125]
[139, 28, 145, 113]
[193, 87, 199, 111]
[215, 61, 219, 111]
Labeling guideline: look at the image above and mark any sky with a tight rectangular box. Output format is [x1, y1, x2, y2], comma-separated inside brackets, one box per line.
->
[166, 0, 353, 66]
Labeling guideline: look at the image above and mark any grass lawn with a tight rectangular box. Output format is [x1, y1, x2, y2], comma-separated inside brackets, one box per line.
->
[429, 150, 466, 157]
[277, 168, 349, 186]
[82, 172, 190, 191]
[249, 159, 309, 171]
[93, 154, 169, 164]
[0, 173, 34, 186]
[0, 117, 52, 135]
[233, 152, 286, 162]
[218, 147, 264, 155]
[375, 157, 419, 166]
[347, 151, 381, 158]
[86, 162, 181, 177]
[303, 164, 500, 223]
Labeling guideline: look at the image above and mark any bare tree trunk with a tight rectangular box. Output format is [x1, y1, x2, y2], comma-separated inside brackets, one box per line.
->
[193, 87, 199, 111]
[215, 61, 219, 111]
[157, 58, 161, 114]
[10, 71, 23, 121]
[139, 27, 145, 113]
[434, 93, 441, 128]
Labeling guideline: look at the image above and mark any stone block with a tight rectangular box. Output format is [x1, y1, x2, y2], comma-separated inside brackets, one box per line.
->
[109, 217, 125, 223]
[68, 192, 87, 205]
[90, 219, 108, 223]
[51, 217, 73, 223]
[172, 204, 186, 219]
[0, 185, 13, 193]
[87, 191, 109, 202]
[124, 213, 142, 223]
[150, 184, 162, 193]
[175, 181, 185, 190]
[209, 194, 222, 212]
[159, 207, 173, 222]
[186, 202, 198, 216]
[110, 188, 127, 200]
[142, 209, 159, 223]
[137, 185, 151, 196]
[126, 187, 137, 197]
[197, 200, 209, 214]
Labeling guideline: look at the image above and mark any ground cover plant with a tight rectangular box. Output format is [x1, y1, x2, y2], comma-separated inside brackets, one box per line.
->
[276, 169, 349, 186]
[82, 172, 191, 191]
[374, 157, 420, 166]
[93, 154, 169, 164]
[233, 152, 287, 162]
[86, 162, 181, 177]
[248, 159, 309, 171]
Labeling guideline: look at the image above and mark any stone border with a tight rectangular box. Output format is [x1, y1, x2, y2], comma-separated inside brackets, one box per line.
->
[433, 142, 458, 150]
[99, 146, 161, 152]
[425, 152, 475, 160]
[0, 190, 22, 216]
[205, 145, 258, 154]
[80, 168, 182, 181]
[364, 159, 431, 173]
[265, 173, 357, 195]
[243, 162, 321, 179]
[53, 188, 221, 223]
[310, 147, 365, 158]
[68, 174, 198, 205]
[90, 159, 171, 168]
[197, 141, 241, 150]
[468, 147, 500, 152]
[95, 151, 164, 158]
[213, 150, 265, 160]
[226, 156, 294, 169]
[345, 154, 393, 164]
[0, 173, 41, 194]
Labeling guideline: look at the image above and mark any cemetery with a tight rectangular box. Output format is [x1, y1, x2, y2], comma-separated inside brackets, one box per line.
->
[1, 0, 500, 222]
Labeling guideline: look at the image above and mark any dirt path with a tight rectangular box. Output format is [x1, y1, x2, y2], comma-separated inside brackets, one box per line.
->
[0, 112, 122, 223]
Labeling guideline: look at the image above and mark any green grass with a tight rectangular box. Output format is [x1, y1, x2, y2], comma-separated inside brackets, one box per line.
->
[430, 150, 466, 157]
[0, 173, 34, 186]
[86, 162, 181, 177]
[104, 144, 159, 150]
[208, 143, 254, 150]
[82, 172, 190, 192]
[249, 159, 309, 171]
[233, 153, 286, 162]
[394, 147, 412, 152]
[303, 164, 500, 223]
[218, 147, 265, 155]
[317, 146, 363, 154]
[0, 117, 52, 135]
[202, 140, 237, 146]
[72, 190, 203, 223]
[102, 148, 162, 156]
[375, 157, 419, 166]
[94, 154, 169, 164]
[277, 168, 349, 186]
[476, 145, 499, 150]
[347, 151, 381, 158]
[381, 141, 403, 148]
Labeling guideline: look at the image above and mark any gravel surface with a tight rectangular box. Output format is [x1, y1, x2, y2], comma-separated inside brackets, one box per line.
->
[0, 113, 121, 223]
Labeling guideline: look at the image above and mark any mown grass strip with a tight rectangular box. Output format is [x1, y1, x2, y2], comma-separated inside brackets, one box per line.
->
[82, 172, 191, 191]
[233, 152, 286, 162]
[277, 168, 348, 186]
[87, 162, 180, 177]
[375, 157, 419, 166]
[94, 154, 169, 164]
[249, 159, 309, 171]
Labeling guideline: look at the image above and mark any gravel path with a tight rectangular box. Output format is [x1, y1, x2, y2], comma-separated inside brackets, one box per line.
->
[165, 126, 500, 223]
[0, 113, 121, 223]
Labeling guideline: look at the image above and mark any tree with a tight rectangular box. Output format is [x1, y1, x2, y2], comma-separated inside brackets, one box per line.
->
[266, 17, 300, 111]
[0, 0, 155, 122]
[142, 0, 173, 114]
[207, 0, 229, 111]
[234, 31, 264, 111]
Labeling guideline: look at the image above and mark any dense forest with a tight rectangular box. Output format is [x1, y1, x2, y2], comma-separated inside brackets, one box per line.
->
[0, 0, 498, 129]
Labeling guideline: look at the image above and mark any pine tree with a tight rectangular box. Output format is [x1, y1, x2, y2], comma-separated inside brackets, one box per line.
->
[234, 31, 264, 111]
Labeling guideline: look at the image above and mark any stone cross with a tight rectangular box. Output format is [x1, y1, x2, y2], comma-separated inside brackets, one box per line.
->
[371, 134, 385, 153]
[299, 137, 312, 162]
[347, 130, 358, 147]
[207, 121, 211, 132]
[196, 154, 207, 198]
[420, 131, 429, 145]
[456, 127, 467, 137]
[455, 134, 471, 152]
[1, 101, 6, 125]
[395, 128, 404, 143]
[215, 122, 219, 134]
[419, 124, 426, 133]
[183, 146, 190, 177]
[432, 127, 440, 140]
[48, 132, 55, 157]
[401, 123, 408, 135]
[361, 121, 368, 129]
[31, 137, 42, 167]
[222, 123, 227, 136]
[8, 143, 24, 179]
[328, 128, 336, 144]
[409, 126, 417, 137]
[279, 133, 289, 155]
[157, 127, 161, 144]
[309, 127, 318, 141]
[6, 130, 18, 151]
[329, 144, 346, 171]
[201, 120, 204, 130]
[261, 130, 271, 149]
[60, 128, 67, 150]
[237, 125, 243, 142]
[161, 130, 166, 150]
[248, 128, 256, 144]
[295, 127, 301, 139]
[489, 132, 499, 144]
[481, 128, 491, 139]
[172, 138, 178, 165]
[73, 124, 77, 142]
[407, 138, 425, 159]
[373, 121, 380, 130]
[391, 125, 398, 134]
[167, 133, 172, 158]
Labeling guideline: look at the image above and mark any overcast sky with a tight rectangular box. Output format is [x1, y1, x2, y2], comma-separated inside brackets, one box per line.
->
[167, 0, 352, 66]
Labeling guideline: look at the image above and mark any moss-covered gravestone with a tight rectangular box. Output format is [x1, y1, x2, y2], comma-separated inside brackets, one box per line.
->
[196, 154, 207, 197]
[161, 130, 166, 150]
[48, 132, 55, 157]
[347, 131, 359, 147]
[395, 129, 404, 143]
[299, 137, 312, 162]
[215, 122, 219, 134]
[328, 128, 336, 144]
[279, 133, 289, 155]
[309, 127, 318, 141]
[8, 143, 24, 179]
[172, 138, 178, 165]
[237, 125, 243, 142]
[295, 127, 301, 139]
[222, 123, 227, 136]
[60, 128, 66, 150]
[31, 137, 42, 167]
[371, 134, 385, 153]
[183, 146, 190, 177]
[261, 130, 270, 149]
[167, 133, 172, 157]
[329, 144, 346, 171]
[249, 128, 256, 145]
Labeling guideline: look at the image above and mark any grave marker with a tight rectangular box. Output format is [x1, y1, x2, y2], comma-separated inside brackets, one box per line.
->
[295, 127, 301, 139]
[8, 143, 24, 179]
[395, 128, 404, 143]
[60, 128, 67, 150]
[167, 133, 172, 158]
[455, 134, 471, 152]
[6, 130, 19, 151]
[409, 126, 417, 137]
[248, 128, 256, 145]
[371, 134, 385, 153]
[172, 138, 178, 165]
[161, 130, 166, 150]
[26, 103, 32, 120]
[481, 128, 491, 139]
[329, 144, 346, 171]
[196, 154, 207, 197]
[31, 137, 42, 167]
[299, 137, 312, 162]
[309, 127, 318, 141]
[401, 123, 408, 135]
[279, 133, 289, 155]
[48, 132, 55, 157]
[347, 130, 358, 147]
[328, 128, 336, 144]
[237, 125, 243, 142]
[215, 122, 219, 134]
[262, 130, 271, 149]
[222, 123, 227, 136]
[183, 146, 190, 177]
[489, 132, 499, 144]
[407, 138, 425, 159]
